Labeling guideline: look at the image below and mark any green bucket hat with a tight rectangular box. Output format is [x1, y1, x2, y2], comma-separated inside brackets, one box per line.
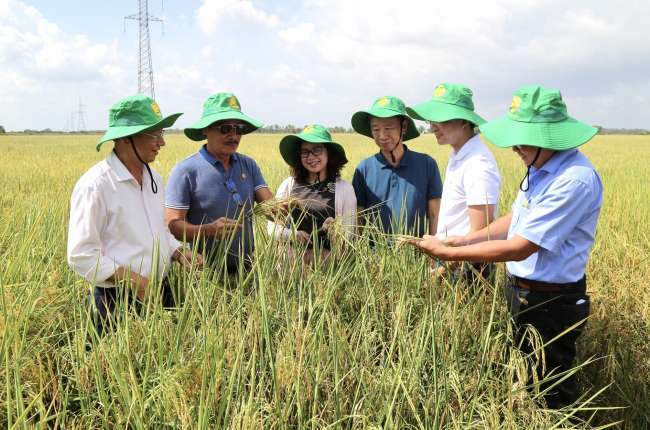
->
[351, 96, 420, 141]
[279, 124, 348, 166]
[96, 95, 183, 151]
[406, 83, 486, 126]
[479, 85, 597, 150]
[184, 93, 263, 141]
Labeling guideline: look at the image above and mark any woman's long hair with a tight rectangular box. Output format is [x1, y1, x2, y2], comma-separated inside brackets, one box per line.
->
[289, 142, 344, 183]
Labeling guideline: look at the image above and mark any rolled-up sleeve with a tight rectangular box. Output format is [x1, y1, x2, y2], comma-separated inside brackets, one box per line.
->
[67, 185, 117, 285]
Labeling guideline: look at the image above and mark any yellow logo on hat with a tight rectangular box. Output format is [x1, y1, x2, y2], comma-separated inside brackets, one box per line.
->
[377, 97, 389, 107]
[151, 102, 162, 117]
[510, 96, 522, 114]
[302, 126, 315, 134]
[433, 86, 446, 98]
[228, 96, 239, 109]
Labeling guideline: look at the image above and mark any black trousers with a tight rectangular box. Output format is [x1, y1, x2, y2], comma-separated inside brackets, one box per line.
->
[505, 277, 590, 409]
[85, 280, 176, 337]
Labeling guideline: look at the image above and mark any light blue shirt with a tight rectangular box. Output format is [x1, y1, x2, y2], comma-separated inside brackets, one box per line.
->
[506, 148, 603, 283]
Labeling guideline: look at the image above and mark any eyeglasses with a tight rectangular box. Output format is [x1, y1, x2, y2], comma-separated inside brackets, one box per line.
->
[299, 146, 324, 158]
[224, 180, 244, 206]
[142, 130, 166, 141]
[215, 124, 247, 135]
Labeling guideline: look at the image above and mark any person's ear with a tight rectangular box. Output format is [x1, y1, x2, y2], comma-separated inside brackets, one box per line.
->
[402, 119, 408, 134]
[202, 127, 208, 136]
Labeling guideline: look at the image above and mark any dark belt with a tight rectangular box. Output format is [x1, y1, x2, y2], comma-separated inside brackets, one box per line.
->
[508, 273, 586, 292]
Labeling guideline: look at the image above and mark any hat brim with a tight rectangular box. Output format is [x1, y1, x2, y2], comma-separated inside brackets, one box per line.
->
[406, 101, 486, 126]
[351, 109, 420, 141]
[279, 134, 348, 166]
[479, 115, 598, 150]
[184, 112, 263, 141]
[96, 112, 183, 151]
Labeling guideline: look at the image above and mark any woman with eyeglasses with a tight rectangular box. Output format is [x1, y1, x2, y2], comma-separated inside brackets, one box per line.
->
[267, 124, 356, 265]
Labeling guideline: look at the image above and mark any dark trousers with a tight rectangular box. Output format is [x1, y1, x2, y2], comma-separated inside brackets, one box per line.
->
[505, 277, 590, 409]
[85, 280, 176, 337]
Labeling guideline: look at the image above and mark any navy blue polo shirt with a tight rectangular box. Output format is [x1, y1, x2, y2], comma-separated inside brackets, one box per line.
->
[352, 146, 443, 237]
[165, 145, 268, 268]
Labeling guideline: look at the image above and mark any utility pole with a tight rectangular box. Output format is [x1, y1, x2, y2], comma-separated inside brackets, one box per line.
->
[77, 97, 87, 133]
[125, 1, 163, 99]
[70, 112, 75, 133]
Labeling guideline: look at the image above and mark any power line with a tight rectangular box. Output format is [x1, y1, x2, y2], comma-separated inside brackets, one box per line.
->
[77, 98, 87, 133]
[125, 0, 163, 99]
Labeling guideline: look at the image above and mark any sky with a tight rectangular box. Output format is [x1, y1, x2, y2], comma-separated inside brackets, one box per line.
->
[1, 0, 650, 132]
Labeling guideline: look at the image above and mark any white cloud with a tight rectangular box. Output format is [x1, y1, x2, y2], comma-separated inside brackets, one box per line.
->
[0, 0, 133, 130]
[196, 0, 279, 36]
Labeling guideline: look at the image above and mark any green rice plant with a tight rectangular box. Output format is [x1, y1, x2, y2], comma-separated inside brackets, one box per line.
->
[0, 133, 647, 428]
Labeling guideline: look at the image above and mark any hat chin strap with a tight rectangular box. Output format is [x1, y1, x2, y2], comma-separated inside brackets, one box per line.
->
[128, 136, 158, 194]
[389, 121, 404, 164]
[519, 146, 542, 192]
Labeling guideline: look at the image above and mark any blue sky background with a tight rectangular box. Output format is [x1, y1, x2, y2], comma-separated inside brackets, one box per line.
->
[1, 0, 649, 131]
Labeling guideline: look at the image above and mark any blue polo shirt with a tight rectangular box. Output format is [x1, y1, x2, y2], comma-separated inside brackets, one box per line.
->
[165, 145, 268, 268]
[507, 148, 603, 283]
[352, 146, 443, 237]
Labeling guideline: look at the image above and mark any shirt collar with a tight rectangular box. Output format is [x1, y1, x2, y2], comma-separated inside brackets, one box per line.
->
[199, 144, 239, 166]
[538, 148, 578, 175]
[377, 144, 412, 169]
[107, 150, 142, 182]
[450, 134, 481, 162]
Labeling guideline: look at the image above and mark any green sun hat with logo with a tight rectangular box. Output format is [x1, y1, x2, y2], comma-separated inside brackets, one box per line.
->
[184, 93, 263, 141]
[479, 86, 597, 150]
[96, 95, 183, 151]
[406, 83, 486, 126]
[351, 96, 420, 141]
[279, 124, 348, 166]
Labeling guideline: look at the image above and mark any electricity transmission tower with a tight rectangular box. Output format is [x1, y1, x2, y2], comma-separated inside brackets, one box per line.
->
[77, 98, 87, 133]
[125, 1, 163, 99]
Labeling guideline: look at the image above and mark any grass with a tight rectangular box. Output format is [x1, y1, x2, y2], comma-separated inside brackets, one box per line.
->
[0, 133, 648, 429]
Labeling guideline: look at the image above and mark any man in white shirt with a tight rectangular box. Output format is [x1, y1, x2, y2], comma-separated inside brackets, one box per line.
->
[407, 83, 501, 283]
[68, 94, 203, 336]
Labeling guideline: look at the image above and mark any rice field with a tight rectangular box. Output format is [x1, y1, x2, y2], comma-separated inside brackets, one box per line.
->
[0, 133, 648, 429]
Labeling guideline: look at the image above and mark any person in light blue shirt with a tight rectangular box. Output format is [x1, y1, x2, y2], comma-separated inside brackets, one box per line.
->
[403, 86, 603, 411]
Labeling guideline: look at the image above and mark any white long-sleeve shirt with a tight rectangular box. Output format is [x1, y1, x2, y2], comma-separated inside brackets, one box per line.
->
[67, 150, 182, 288]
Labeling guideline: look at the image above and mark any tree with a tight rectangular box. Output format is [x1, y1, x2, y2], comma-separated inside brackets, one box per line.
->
[594, 125, 603, 134]
[418, 125, 425, 133]
[0, 125, 5, 133]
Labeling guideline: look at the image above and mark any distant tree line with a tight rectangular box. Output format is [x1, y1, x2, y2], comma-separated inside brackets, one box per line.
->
[593, 126, 649, 135]
[256, 125, 356, 134]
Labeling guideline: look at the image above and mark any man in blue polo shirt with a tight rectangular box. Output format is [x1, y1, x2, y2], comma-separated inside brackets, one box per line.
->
[351, 96, 442, 238]
[165, 93, 275, 272]
[403, 86, 603, 411]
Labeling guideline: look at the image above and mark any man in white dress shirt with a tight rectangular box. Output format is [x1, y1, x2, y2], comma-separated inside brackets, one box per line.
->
[68, 94, 203, 336]
[407, 83, 501, 283]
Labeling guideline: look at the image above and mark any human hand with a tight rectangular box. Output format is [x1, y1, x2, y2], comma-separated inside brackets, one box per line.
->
[399, 235, 450, 259]
[322, 217, 334, 232]
[135, 276, 150, 302]
[295, 230, 311, 245]
[208, 217, 241, 240]
[175, 247, 203, 270]
[441, 235, 467, 247]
